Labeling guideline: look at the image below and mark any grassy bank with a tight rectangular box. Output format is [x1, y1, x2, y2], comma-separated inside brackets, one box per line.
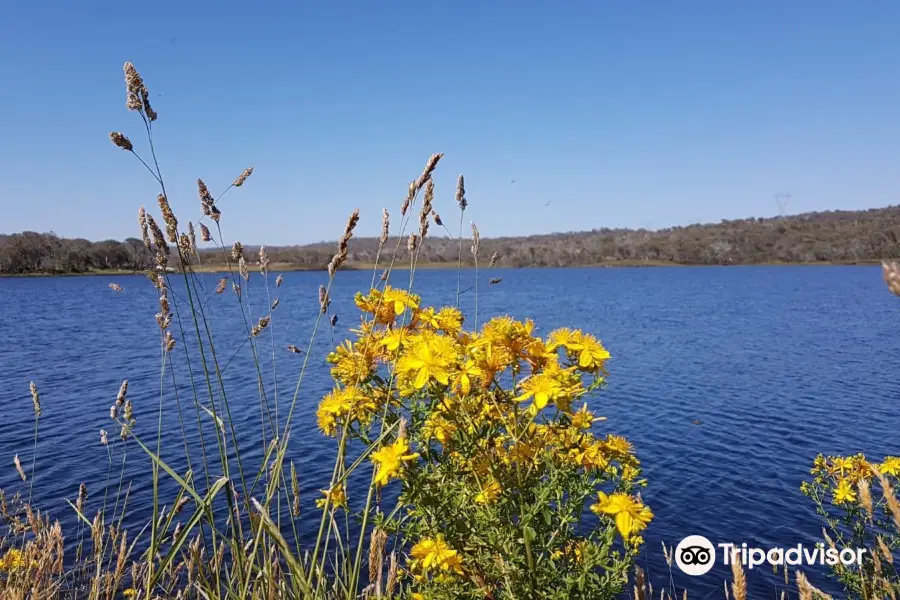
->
[0, 258, 888, 278]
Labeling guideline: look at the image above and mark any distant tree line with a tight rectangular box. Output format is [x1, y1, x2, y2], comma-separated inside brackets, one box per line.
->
[3, 205, 900, 275]
[0, 232, 153, 274]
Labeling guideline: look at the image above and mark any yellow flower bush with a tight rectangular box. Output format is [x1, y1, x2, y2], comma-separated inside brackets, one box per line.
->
[802, 453, 900, 597]
[317, 285, 650, 599]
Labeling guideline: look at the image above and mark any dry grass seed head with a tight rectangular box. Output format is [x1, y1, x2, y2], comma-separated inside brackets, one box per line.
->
[251, 316, 270, 337]
[233, 166, 254, 187]
[290, 461, 301, 518]
[883, 261, 900, 296]
[368, 528, 388, 587]
[380, 208, 390, 246]
[199, 223, 212, 242]
[138, 206, 152, 250]
[109, 132, 134, 152]
[157, 193, 178, 244]
[216, 277, 228, 294]
[259, 246, 270, 274]
[319, 285, 330, 314]
[456, 174, 467, 211]
[275, 274, 283, 287]
[471, 222, 481, 257]
[408, 233, 419, 254]
[29, 381, 41, 417]
[13, 455, 26, 481]
[730, 555, 747, 600]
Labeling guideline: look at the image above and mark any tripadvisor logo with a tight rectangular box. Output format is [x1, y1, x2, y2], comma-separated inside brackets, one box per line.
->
[675, 535, 716, 576]
[673, 535, 867, 576]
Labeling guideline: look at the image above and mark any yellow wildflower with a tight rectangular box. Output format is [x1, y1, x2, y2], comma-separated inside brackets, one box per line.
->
[880, 456, 900, 477]
[423, 413, 457, 446]
[316, 484, 348, 510]
[372, 437, 419, 487]
[326, 340, 376, 386]
[833, 479, 857, 505]
[454, 359, 482, 396]
[382, 286, 420, 315]
[573, 333, 610, 371]
[0, 548, 24, 572]
[398, 335, 456, 389]
[604, 434, 632, 456]
[570, 403, 598, 429]
[590, 492, 653, 540]
[123, 590, 137, 599]
[546, 327, 580, 351]
[435, 306, 464, 333]
[410, 535, 463, 576]
[316, 387, 353, 435]
[475, 480, 502, 505]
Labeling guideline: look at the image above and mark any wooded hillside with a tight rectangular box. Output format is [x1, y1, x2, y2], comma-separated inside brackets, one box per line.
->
[3, 205, 900, 274]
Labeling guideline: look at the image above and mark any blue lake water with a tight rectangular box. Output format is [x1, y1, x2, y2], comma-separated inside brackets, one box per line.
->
[0, 265, 897, 598]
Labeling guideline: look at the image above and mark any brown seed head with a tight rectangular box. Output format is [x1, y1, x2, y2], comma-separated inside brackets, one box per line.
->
[123, 62, 144, 111]
[188, 222, 197, 253]
[29, 381, 41, 417]
[290, 461, 301, 518]
[165, 330, 176, 352]
[199, 223, 212, 242]
[76, 483, 88, 514]
[100, 429, 108, 445]
[470, 222, 481, 257]
[116, 380, 128, 406]
[489, 251, 499, 267]
[408, 233, 419, 254]
[109, 132, 134, 152]
[215, 277, 228, 294]
[14, 455, 26, 481]
[275, 274, 284, 287]
[157, 194, 178, 244]
[259, 246, 270, 274]
[319, 285, 330, 314]
[239, 257, 249, 281]
[380, 208, 390, 246]
[138, 206, 151, 250]
[251, 316, 271, 337]
[401, 182, 414, 216]
[414, 153, 443, 193]
[455, 174, 467, 211]
[287, 344, 302, 354]
[231, 241, 244, 262]
[882, 261, 900, 296]
[197, 179, 215, 214]
[146, 214, 169, 267]
[419, 180, 434, 239]
[233, 166, 254, 187]
[330, 314, 338, 327]
[432, 210, 443, 227]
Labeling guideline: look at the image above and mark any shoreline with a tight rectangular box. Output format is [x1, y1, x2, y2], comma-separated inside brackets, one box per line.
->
[0, 259, 886, 278]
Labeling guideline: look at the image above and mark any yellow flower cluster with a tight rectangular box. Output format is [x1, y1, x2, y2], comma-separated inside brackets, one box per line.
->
[316, 286, 650, 587]
[804, 453, 900, 506]
[0, 548, 24, 572]
[409, 535, 464, 582]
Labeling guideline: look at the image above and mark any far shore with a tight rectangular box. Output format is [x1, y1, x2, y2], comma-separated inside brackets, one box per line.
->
[0, 258, 887, 278]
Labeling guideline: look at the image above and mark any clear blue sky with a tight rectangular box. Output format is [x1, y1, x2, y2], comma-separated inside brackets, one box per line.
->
[2, 1, 899, 245]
